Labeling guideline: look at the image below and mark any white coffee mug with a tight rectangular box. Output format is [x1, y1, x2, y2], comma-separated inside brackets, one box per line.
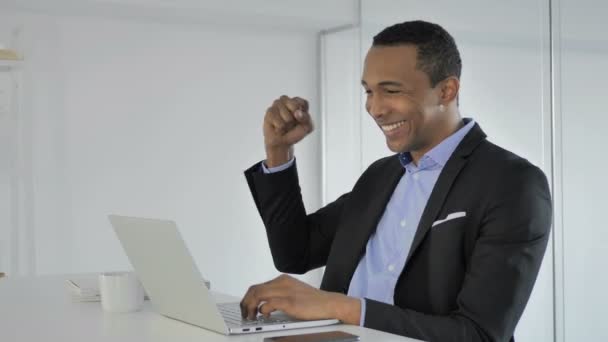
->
[99, 271, 144, 313]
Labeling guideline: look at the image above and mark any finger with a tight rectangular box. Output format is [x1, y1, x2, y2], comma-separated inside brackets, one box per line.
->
[240, 285, 253, 319]
[259, 297, 291, 317]
[293, 108, 312, 125]
[241, 284, 264, 319]
[275, 100, 297, 133]
[292, 97, 309, 113]
[264, 106, 287, 134]
[284, 112, 314, 143]
[240, 281, 291, 319]
[280, 95, 297, 113]
[281, 95, 305, 114]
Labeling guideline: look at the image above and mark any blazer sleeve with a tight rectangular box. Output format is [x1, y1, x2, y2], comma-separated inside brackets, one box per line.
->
[244, 160, 349, 274]
[363, 162, 553, 342]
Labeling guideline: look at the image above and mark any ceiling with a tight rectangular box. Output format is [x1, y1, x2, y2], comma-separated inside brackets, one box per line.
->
[0, 0, 359, 32]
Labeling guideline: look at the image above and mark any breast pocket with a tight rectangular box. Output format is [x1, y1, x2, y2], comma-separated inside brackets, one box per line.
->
[431, 211, 466, 229]
[427, 212, 468, 251]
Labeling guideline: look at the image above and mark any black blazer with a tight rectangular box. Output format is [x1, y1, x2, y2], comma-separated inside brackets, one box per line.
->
[244, 122, 552, 342]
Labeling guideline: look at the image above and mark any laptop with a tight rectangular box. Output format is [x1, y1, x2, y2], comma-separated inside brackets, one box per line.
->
[108, 215, 339, 335]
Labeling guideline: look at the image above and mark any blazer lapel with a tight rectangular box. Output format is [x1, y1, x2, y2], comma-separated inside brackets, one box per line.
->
[404, 123, 487, 266]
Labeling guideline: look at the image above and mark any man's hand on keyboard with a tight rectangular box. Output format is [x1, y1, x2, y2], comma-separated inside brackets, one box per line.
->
[239, 274, 361, 325]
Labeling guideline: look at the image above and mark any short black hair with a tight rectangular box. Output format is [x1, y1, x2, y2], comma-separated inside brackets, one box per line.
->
[373, 20, 462, 87]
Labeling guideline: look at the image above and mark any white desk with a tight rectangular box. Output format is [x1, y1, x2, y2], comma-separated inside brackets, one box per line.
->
[0, 275, 422, 342]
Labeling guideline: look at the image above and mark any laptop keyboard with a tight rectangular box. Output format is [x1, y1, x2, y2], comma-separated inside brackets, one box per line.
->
[217, 303, 297, 326]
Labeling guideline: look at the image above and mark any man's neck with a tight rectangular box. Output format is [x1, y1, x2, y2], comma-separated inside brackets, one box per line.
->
[410, 114, 463, 165]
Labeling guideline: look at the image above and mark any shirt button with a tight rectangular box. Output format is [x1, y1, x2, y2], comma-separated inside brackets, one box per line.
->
[400, 219, 406, 227]
[388, 264, 395, 272]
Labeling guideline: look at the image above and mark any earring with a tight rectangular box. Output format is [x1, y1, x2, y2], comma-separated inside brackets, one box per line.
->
[439, 104, 445, 112]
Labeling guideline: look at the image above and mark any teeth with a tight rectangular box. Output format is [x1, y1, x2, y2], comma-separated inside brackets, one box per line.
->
[381, 120, 406, 132]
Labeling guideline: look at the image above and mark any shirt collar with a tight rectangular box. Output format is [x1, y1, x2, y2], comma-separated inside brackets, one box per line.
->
[398, 118, 476, 169]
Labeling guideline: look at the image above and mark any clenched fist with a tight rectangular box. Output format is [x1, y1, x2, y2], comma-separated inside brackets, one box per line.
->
[263, 95, 314, 168]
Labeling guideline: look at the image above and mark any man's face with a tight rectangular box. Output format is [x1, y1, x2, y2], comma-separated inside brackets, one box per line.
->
[362, 45, 443, 154]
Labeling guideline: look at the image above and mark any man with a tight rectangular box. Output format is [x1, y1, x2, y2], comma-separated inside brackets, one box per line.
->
[241, 20, 552, 342]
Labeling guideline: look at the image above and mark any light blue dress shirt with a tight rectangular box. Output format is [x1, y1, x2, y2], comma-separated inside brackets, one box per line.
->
[262, 119, 476, 326]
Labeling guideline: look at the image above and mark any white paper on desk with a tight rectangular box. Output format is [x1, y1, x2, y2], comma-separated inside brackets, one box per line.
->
[66, 275, 210, 302]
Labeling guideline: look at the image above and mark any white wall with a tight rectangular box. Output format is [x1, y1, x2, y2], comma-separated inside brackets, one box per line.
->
[560, 1, 608, 340]
[0, 8, 326, 296]
[320, 27, 361, 204]
[0, 70, 13, 273]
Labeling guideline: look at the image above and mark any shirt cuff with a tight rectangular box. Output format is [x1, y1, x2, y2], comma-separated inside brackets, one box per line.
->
[260, 157, 295, 174]
[358, 298, 366, 326]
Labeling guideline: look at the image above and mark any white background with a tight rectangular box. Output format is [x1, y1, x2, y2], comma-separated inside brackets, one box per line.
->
[560, 0, 608, 340]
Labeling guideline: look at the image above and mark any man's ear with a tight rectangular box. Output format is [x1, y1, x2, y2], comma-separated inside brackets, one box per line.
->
[439, 76, 460, 104]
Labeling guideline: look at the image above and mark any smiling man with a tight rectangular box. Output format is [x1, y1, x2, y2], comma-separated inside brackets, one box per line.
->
[242, 20, 552, 342]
